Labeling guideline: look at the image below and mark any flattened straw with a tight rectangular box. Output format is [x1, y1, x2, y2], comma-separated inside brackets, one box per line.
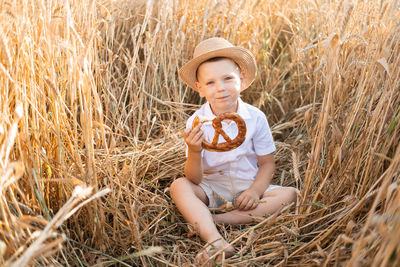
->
[8, 186, 110, 267]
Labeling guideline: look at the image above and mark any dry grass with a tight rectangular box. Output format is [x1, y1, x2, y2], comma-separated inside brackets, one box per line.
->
[0, 0, 399, 266]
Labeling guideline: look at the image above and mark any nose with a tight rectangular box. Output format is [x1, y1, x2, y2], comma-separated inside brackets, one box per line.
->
[215, 80, 225, 92]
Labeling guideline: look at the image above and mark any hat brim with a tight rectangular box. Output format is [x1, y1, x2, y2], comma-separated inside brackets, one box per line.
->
[178, 47, 257, 92]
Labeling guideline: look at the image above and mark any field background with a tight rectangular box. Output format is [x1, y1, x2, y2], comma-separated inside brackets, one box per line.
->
[0, 0, 399, 266]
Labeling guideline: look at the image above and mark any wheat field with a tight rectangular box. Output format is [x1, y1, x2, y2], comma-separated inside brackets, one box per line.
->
[0, 0, 399, 266]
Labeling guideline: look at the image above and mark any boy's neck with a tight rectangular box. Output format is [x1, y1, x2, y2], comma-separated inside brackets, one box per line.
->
[209, 100, 239, 116]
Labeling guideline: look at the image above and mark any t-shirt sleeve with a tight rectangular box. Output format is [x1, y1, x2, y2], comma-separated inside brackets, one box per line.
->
[253, 113, 276, 155]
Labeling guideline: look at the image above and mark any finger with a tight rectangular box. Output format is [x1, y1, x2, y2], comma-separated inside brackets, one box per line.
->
[195, 128, 204, 137]
[237, 194, 249, 209]
[192, 123, 203, 133]
[183, 129, 191, 139]
[243, 199, 254, 210]
[235, 196, 244, 208]
[187, 131, 198, 143]
[192, 130, 204, 144]
[190, 126, 203, 138]
[245, 203, 256, 211]
[192, 137, 203, 147]
[239, 198, 250, 210]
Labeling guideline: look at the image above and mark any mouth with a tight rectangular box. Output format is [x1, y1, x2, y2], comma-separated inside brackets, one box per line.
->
[216, 95, 229, 101]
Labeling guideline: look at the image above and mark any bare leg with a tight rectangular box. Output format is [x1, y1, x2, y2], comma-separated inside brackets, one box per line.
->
[213, 187, 297, 225]
[170, 178, 234, 263]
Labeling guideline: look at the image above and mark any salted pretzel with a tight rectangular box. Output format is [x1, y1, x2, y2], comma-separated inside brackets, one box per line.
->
[192, 112, 247, 152]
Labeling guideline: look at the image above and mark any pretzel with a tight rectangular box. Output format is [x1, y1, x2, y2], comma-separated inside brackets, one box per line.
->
[192, 112, 246, 152]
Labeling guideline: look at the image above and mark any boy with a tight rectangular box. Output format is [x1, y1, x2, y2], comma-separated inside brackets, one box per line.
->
[170, 37, 297, 264]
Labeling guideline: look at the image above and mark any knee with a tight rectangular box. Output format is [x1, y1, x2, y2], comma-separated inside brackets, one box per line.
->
[285, 187, 298, 204]
[169, 177, 189, 199]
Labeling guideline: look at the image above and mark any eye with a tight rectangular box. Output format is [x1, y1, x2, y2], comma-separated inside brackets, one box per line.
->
[206, 81, 214, 85]
[225, 76, 233, 80]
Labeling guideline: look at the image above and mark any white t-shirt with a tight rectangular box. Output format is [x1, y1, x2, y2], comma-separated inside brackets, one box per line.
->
[185, 98, 276, 182]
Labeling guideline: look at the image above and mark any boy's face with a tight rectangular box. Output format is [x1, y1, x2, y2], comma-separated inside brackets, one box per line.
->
[195, 58, 244, 115]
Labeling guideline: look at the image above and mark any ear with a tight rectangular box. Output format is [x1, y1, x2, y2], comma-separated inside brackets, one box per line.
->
[195, 82, 205, 97]
[239, 72, 245, 90]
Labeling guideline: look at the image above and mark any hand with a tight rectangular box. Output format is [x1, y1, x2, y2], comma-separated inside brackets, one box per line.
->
[183, 124, 204, 153]
[235, 188, 260, 211]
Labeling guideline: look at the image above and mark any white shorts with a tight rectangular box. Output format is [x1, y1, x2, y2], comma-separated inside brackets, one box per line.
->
[199, 175, 281, 209]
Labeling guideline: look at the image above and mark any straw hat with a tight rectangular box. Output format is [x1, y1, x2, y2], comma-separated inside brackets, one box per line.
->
[179, 37, 257, 91]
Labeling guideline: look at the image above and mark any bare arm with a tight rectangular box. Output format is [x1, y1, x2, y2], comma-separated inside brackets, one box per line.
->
[249, 154, 275, 195]
[183, 125, 204, 184]
[235, 154, 275, 210]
